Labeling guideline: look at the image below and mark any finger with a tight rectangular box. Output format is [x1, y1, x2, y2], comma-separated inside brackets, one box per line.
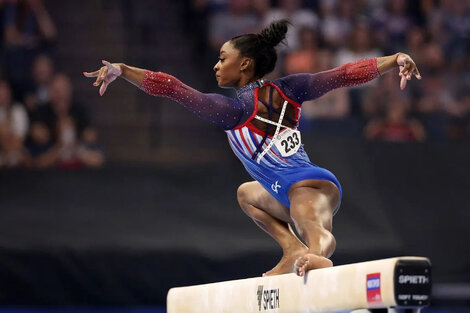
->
[102, 60, 113, 68]
[93, 73, 101, 86]
[99, 80, 109, 96]
[414, 67, 422, 80]
[399, 65, 405, 76]
[83, 70, 99, 78]
[403, 61, 412, 76]
[405, 58, 414, 71]
[406, 63, 417, 80]
[400, 75, 407, 90]
[94, 67, 107, 86]
[93, 68, 104, 85]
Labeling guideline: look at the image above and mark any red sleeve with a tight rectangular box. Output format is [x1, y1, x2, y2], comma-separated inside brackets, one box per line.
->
[275, 58, 381, 103]
[139, 70, 243, 130]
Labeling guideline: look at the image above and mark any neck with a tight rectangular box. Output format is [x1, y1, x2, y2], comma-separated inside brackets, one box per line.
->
[236, 74, 260, 89]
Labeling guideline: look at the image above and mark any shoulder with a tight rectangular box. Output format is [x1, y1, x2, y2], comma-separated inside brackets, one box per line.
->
[266, 77, 303, 105]
[272, 74, 308, 92]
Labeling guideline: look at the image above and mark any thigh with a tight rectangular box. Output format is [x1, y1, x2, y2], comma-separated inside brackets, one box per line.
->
[288, 180, 340, 231]
[238, 181, 293, 223]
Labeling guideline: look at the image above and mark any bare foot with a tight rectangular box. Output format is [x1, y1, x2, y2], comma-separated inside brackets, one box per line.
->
[294, 253, 333, 276]
[263, 247, 308, 276]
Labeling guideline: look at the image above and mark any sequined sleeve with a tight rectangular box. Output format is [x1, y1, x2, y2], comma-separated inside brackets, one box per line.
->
[139, 70, 243, 130]
[276, 58, 380, 103]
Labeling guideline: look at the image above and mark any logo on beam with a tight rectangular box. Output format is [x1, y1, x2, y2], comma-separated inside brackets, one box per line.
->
[257, 285, 263, 311]
[257, 285, 280, 311]
[366, 273, 383, 307]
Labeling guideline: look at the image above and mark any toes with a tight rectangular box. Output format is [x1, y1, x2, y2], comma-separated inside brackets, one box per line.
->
[294, 256, 309, 276]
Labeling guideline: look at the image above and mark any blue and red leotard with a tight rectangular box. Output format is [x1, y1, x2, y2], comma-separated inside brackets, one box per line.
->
[140, 58, 380, 212]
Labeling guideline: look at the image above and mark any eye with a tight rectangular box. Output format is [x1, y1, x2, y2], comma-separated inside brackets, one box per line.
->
[218, 57, 225, 62]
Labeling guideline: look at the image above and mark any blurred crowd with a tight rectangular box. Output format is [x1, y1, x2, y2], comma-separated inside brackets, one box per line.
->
[2, 0, 467, 171]
[187, 0, 470, 142]
[0, 0, 103, 169]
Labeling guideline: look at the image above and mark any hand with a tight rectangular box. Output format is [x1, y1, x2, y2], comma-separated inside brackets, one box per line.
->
[397, 53, 421, 90]
[83, 60, 122, 96]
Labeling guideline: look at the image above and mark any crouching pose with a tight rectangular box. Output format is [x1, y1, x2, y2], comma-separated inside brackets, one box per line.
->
[84, 20, 421, 277]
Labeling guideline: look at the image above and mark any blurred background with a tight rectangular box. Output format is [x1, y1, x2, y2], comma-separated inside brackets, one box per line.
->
[0, 0, 469, 312]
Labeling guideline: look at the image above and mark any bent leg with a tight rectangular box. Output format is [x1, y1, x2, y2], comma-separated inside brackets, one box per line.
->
[237, 181, 307, 276]
[288, 180, 340, 276]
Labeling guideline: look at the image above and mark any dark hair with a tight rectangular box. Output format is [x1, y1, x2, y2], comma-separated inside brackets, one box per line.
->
[230, 20, 290, 78]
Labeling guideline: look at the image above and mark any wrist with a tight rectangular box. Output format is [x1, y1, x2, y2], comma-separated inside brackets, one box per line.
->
[114, 63, 126, 78]
[396, 52, 408, 66]
[395, 52, 401, 64]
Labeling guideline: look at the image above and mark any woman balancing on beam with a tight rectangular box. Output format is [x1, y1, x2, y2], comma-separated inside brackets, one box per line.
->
[83, 20, 421, 277]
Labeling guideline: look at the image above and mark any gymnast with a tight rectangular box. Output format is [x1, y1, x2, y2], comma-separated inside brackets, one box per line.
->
[83, 20, 421, 277]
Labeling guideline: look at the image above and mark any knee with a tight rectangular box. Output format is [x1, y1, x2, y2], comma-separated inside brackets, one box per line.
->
[237, 183, 262, 218]
[290, 202, 326, 224]
[237, 183, 257, 216]
[237, 183, 246, 205]
[325, 233, 336, 257]
[236, 182, 251, 206]
[290, 197, 333, 231]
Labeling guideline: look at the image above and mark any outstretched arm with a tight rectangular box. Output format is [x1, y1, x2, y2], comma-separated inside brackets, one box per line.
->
[277, 53, 421, 104]
[84, 61, 243, 130]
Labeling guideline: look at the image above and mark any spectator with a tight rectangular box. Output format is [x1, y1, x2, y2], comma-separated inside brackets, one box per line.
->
[76, 128, 105, 168]
[2, 0, 57, 100]
[299, 50, 350, 121]
[364, 96, 426, 142]
[335, 22, 382, 70]
[33, 73, 103, 169]
[252, 0, 271, 20]
[404, 26, 426, 64]
[0, 79, 28, 167]
[335, 22, 382, 117]
[24, 121, 56, 168]
[440, 0, 470, 59]
[24, 53, 54, 110]
[208, 0, 258, 52]
[446, 95, 470, 140]
[420, 41, 444, 76]
[415, 75, 454, 140]
[261, 0, 318, 52]
[196, 0, 469, 141]
[362, 72, 400, 121]
[318, 0, 352, 50]
[284, 27, 319, 75]
[376, 0, 414, 53]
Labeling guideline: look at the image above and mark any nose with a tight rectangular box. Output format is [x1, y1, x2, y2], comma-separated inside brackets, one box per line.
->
[213, 63, 219, 73]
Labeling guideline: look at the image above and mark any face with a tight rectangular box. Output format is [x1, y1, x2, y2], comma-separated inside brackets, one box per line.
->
[33, 54, 54, 84]
[50, 74, 72, 113]
[213, 41, 247, 88]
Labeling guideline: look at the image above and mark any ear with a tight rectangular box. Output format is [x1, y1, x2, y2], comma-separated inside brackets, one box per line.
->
[240, 57, 253, 72]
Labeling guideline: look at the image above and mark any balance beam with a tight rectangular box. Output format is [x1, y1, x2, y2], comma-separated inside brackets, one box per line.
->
[167, 256, 431, 313]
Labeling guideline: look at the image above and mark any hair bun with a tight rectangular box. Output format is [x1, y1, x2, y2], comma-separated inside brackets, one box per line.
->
[258, 19, 290, 47]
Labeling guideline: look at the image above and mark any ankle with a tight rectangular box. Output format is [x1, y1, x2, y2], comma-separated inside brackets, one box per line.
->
[282, 243, 307, 254]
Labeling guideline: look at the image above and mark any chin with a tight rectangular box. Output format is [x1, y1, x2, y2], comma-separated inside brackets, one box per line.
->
[217, 81, 229, 89]
[217, 80, 235, 89]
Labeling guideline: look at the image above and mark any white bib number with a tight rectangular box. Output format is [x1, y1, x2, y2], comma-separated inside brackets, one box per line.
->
[274, 129, 301, 157]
